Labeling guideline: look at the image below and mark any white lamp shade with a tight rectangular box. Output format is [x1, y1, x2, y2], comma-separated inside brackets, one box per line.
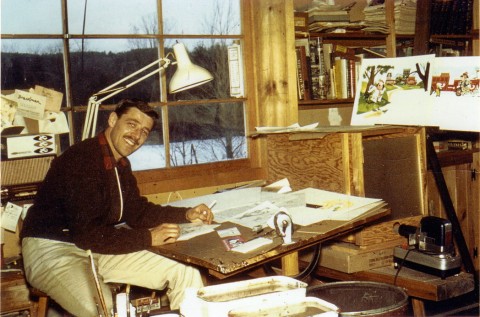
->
[169, 43, 214, 93]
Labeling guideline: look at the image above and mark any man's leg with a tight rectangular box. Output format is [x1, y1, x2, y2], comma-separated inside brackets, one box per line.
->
[22, 238, 113, 316]
[98, 250, 203, 309]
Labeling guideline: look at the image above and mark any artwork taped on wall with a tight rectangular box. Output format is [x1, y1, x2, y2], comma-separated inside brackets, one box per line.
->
[351, 55, 480, 132]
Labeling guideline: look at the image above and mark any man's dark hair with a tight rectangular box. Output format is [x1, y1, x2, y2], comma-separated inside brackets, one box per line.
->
[114, 99, 159, 123]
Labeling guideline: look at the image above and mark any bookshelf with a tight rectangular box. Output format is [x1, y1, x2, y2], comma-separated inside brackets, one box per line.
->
[294, 1, 402, 109]
[295, 32, 416, 109]
[295, 0, 478, 109]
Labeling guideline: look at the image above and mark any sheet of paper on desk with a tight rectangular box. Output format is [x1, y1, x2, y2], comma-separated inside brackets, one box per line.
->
[176, 223, 220, 241]
[227, 201, 282, 229]
[164, 185, 306, 226]
[213, 191, 306, 224]
[164, 187, 263, 214]
[287, 188, 384, 226]
[289, 201, 387, 226]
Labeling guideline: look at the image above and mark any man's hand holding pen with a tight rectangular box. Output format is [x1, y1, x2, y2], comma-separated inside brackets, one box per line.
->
[150, 203, 215, 246]
[185, 202, 214, 224]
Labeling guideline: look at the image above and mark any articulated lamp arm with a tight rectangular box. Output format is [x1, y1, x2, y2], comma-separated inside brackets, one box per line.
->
[81, 42, 213, 141]
[82, 56, 173, 140]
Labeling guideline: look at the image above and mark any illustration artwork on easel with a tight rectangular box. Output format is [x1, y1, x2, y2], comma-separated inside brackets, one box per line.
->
[351, 55, 479, 132]
[351, 54, 435, 127]
[430, 56, 480, 132]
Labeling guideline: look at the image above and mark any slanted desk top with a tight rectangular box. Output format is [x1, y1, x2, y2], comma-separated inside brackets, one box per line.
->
[151, 206, 390, 279]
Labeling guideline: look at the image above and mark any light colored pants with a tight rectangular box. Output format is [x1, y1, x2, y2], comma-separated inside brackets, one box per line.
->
[22, 238, 203, 316]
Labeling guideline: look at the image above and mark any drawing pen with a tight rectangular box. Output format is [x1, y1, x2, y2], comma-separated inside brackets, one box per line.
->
[306, 203, 323, 208]
[208, 200, 217, 209]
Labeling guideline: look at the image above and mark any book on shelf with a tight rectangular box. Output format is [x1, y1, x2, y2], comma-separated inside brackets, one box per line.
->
[295, 47, 305, 100]
[447, 139, 473, 151]
[334, 58, 348, 99]
[430, 0, 473, 35]
[295, 45, 311, 101]
[295, 38, 362, 102]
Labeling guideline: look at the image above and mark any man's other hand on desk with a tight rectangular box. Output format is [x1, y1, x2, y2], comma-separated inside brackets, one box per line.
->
[150, 223, 181, 246]
[185, 204, 214, 224]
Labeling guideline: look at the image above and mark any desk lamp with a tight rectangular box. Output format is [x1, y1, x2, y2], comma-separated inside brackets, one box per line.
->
[82, 42, 214, 140]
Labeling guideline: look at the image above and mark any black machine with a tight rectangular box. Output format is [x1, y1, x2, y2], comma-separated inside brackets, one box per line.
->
[393, 216, 462, 279]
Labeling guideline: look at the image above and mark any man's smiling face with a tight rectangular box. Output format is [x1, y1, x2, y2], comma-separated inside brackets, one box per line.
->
[105, 107, 154, 161]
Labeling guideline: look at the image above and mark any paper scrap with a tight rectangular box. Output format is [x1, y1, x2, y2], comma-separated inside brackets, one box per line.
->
[1, 202, 23, 232]
[217, 227, 241, 238]
[34, 85, 63, 112]
[15, 89, 46, 120]
[264, 178, 292, 193]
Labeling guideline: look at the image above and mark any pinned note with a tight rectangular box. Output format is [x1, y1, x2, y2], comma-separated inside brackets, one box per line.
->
[1, 202, 23, 232]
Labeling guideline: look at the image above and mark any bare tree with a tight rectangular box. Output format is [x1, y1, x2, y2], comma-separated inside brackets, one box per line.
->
[128, 13, 176, 50]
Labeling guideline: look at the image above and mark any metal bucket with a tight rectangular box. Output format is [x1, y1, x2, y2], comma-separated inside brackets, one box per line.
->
[307, 281, 409, 316]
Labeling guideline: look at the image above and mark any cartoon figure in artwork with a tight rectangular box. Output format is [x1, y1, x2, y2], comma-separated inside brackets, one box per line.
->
[367, 80, 386, 104]
[435, 82, 445, 97]
[456, 72, 472, 96]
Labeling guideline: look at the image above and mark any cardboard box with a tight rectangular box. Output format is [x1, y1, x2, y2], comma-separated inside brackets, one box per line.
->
[316, 242, 394, 273]
[1, 134, 57, 159]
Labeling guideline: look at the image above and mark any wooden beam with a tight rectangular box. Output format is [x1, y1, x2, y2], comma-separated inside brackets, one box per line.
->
[385, 0, 397, 57]
[250, 0, 298, 127]
[413, 0, 432, 55]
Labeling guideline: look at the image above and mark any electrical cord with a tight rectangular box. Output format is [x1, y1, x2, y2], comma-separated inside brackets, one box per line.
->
[263, 244, 322, 281]
[393, 248, 412, 286]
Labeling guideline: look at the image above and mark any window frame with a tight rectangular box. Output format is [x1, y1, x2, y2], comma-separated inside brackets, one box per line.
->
[1, 0, 264, 194]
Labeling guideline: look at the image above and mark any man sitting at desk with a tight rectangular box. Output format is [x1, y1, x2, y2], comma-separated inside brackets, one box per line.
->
[21, 99, 214, 316]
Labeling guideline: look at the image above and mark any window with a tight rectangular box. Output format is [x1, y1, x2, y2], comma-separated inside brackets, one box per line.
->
[1, 0, 250, 174]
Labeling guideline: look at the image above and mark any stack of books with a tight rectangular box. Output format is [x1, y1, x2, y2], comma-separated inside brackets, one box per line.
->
[363, 0, 417, 35]
[308, 2, 362, 33]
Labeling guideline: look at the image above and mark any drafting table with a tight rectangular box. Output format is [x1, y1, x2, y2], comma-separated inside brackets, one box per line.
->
[151, 205, 390, 279]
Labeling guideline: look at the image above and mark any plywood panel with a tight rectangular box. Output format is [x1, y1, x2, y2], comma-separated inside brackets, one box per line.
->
[363, 135, 425, 220]
[264, 133, 348, 192]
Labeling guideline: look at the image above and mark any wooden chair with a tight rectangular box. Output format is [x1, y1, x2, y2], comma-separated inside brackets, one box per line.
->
[29, 287, 49, 317]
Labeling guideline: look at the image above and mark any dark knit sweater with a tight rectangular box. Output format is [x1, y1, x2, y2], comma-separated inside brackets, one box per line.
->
[21, 132, 188, 254]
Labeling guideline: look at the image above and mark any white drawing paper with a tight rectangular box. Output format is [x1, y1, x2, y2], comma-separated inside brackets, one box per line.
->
[430, 56, 480, 132]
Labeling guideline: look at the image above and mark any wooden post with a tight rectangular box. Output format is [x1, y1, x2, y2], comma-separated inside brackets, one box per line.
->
[385, 0, 397, 57]
[250, 0, 298, 127]
[281, 252, 300, 276]
[413, 0, 432, 55]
